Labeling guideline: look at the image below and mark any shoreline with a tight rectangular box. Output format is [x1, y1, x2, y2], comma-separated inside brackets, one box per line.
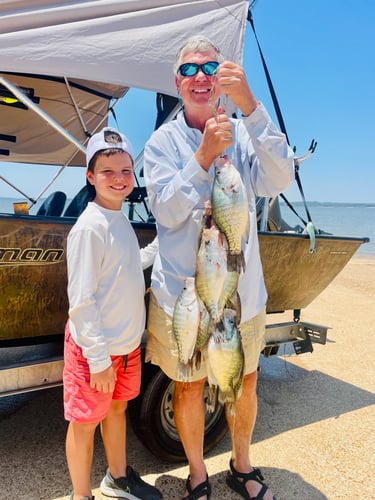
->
[352, 252, 374, 261]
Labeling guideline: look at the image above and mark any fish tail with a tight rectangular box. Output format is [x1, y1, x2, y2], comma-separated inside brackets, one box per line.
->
[218, 387, 236, 407]
[194, 350, 202, 370]
[177, 363, 190, 382]
[206, 385, 217, 413]
[226, 402, 236, 417]
[215, 317, 225, 334]
[227, 252, 246, 274]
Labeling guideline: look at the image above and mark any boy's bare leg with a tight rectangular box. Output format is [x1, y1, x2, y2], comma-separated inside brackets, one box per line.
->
[101, 399, 128, 478]
[66, 421, 97, 499]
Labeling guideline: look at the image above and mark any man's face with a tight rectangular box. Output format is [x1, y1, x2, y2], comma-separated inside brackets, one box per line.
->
[175, 49, 220, 115]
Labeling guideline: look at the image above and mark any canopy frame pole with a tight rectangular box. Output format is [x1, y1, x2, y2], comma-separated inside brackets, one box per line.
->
[0, 76, 86, 154]
[0, 76, 124, 204]
[30, 96, 124, 205]
[64, 76, 91, 138]
[0, 174, 36, 204]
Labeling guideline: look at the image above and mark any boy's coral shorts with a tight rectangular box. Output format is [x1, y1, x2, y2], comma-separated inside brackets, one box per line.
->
[63, 323, 141, 424]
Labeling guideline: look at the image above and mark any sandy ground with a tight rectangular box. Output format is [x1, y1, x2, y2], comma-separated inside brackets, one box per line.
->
[1, 256, 374, 500]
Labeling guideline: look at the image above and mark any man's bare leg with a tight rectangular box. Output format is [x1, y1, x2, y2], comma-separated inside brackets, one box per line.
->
[174, 379, 209, 499]
[226, 371, 274, 500]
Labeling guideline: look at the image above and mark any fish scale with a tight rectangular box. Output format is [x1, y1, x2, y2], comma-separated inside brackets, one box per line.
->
[195, 225, 227, 325]
[172, 277, 200, 369]
[212, 155, 250, 273]
[207, 309, 244, 414]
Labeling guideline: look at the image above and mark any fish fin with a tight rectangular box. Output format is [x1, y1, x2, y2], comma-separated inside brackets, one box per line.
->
[212, 329, 222, 343]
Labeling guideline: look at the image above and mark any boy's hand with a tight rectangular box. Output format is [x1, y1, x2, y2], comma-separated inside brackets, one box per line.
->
[90, 364, 117, 393]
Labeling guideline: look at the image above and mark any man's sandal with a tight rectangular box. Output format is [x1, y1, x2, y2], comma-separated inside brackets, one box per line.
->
[226, 459, 277, 499]
[182, 474, 211, 500]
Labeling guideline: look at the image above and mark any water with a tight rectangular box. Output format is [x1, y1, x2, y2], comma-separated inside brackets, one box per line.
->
[279, 201, 374, 257]
[1, 197, 373, 257]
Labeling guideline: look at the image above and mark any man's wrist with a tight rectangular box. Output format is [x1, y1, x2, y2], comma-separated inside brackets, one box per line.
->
[241, 100, 261, 118]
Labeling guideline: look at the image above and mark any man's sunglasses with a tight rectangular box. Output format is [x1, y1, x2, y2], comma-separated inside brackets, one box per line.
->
[178, 61, 219, 77]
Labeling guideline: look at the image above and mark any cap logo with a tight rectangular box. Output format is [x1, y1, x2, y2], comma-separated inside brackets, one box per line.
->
[104, 130, 122, 145]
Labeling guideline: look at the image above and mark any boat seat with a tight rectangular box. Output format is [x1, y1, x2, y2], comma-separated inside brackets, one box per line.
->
[36, 191, 67, 216]
[63, 185, 93, 217]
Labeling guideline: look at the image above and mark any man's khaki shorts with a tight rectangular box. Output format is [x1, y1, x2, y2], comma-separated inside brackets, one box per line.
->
[146, 291, 266, 382]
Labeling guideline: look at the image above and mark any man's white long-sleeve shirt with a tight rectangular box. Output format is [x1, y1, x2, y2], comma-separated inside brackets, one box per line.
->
[67, 202, 146, 374]
[144, 103, 295, 322]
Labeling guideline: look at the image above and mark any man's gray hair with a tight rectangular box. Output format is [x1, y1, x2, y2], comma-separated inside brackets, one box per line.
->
[173, 35, 224, 76]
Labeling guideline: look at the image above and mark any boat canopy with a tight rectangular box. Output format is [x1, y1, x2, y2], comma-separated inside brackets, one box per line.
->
[0, 1, 247, 94]
[0, 0, 248, 166]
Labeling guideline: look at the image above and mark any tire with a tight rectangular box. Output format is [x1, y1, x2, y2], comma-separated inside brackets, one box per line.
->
[128, 368, 228, 463]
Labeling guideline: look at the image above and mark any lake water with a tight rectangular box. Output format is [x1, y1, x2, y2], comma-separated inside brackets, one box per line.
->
[279, 201, 374, 257]
[1, 197, 373, 257]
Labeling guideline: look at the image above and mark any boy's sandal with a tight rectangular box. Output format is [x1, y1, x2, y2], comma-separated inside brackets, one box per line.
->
[226, 459, 276, 500]
[182, 474, 211, 500]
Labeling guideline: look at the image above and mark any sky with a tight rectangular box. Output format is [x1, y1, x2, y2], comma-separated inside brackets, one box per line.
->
[1, 0, 374, 204]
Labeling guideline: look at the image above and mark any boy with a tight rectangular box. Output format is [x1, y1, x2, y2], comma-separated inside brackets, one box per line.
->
[63, 127, 162, 500]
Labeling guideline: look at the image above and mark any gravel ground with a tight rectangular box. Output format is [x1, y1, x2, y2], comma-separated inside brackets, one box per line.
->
[1, 257, 374, 500]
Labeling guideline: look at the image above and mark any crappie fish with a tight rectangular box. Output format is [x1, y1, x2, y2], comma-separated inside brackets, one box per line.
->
[199, 210, 238, 316]
[207, 309, 244, 414]
[195, 298, 211, 353]
[195, 225, 227, 326]
[172, 277, 200, 372]
[211, 155, 250, 273]
[193, 298, 212, 370]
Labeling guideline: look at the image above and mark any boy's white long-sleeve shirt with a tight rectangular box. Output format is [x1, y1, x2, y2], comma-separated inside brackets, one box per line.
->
[67, 202, 146, 374]
[144, 104, 295, 322]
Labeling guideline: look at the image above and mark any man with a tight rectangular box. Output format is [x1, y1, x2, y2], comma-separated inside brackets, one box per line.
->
[144, 35, 294, 500]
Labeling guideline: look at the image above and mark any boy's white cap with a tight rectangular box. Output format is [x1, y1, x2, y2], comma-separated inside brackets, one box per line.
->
[86, 127, 134, 166]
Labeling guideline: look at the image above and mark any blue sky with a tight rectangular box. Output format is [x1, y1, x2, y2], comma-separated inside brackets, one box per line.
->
[242, 0, 374, 204]
[1, 0, 374, 204]
[119, 0, 375, 204]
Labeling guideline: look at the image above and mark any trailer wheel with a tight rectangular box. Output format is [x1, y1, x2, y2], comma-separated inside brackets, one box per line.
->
[128, 368, 228, 463]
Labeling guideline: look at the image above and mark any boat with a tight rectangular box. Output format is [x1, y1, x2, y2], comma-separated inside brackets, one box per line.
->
[0, 0, 369, 462]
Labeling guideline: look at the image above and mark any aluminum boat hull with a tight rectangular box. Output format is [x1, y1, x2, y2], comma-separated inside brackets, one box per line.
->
[0, 213, 367, 341]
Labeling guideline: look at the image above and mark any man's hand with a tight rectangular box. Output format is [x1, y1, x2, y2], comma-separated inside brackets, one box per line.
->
[195, 107, 233, 170]
[216, 61, 258, 117]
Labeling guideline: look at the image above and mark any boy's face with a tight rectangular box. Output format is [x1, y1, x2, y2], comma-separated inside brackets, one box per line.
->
[86, 151, 134, 210]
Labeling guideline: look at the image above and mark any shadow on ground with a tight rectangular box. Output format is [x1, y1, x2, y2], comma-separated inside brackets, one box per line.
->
[154, 468, 328, 500]
[1, 353, 373, 499]
[253, 354, 375, 443]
